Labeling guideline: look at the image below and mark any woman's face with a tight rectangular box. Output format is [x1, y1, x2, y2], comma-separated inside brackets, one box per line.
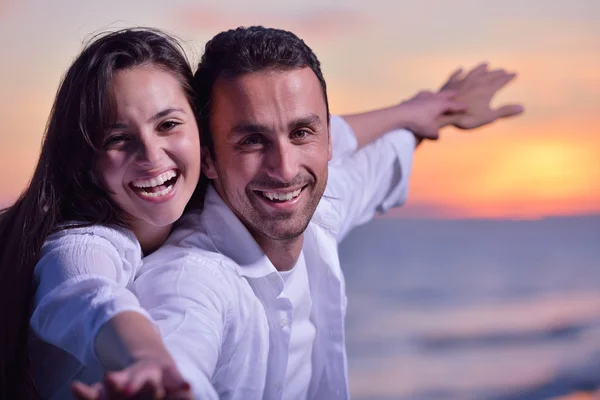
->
[96, 65, 201, 231]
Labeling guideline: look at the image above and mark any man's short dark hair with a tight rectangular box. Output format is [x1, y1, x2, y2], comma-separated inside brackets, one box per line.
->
[193, 26, 330, 156]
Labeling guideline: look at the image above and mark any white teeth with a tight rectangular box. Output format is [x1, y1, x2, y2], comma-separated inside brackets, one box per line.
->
[132, 170, 177, 189]
[262, 188, 302, 201]
[137, 184, 175, 198]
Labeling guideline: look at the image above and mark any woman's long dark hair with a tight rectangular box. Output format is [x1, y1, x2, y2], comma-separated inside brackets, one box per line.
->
[0, 28, 198, 398]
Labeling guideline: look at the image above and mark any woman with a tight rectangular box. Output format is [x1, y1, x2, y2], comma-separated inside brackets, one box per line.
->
[0, 28, 202, 399]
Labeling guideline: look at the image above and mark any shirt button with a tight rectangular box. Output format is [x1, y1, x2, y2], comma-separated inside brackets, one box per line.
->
[280, 318, 288, 328]
[275, 383, 283, 392]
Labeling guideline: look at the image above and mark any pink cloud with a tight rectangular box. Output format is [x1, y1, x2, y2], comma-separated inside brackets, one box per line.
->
[173, 6, 370, 42]
[0, 0, 15, 19]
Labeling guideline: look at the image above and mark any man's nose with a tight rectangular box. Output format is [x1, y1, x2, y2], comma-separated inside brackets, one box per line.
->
[264, 140, 300, 184]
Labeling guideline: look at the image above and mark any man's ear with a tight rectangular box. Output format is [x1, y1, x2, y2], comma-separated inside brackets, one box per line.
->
[202, 147, 218, 179]
[327, 120, 332, 161]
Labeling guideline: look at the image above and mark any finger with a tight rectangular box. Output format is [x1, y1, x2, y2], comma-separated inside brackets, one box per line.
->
[493, 103, 524, 119]
[124, 368, 163, 397]
[104, 371, 128, 395]
[162, 366, 191, 393]
[445, 100, 468, 114]
[166, 389, 195, 400]
[428, 128, 440, 140]
[72, 381, 102, 400]
[435, 89, 458, 99]
[413, 90, 435, 100]
[483, 68, 508, 82]
[439, 68, 463, 91]
[463, 62, 489, 84]
[490, 72, 517, 91]
[72, 381, 96, 400]
[416, 125, 440, 140]
[138, 380, 165, 399]
[437, 114, 455, 129]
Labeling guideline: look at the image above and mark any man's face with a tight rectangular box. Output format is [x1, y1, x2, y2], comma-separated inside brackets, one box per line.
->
[204, 67, 331, 242]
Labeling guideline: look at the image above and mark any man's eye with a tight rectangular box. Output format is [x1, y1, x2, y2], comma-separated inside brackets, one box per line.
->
[240, 135, 266, 146]
[158, 120, 181, 131]
[291, 129, 310, 140]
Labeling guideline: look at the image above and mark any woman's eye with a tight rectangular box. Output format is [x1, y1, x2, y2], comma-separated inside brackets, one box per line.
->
[104, 134, 129, 148]
[159, 120, 181, 131]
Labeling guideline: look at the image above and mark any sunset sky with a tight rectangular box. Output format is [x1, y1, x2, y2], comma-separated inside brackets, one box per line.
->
[0, 0, 598, 219]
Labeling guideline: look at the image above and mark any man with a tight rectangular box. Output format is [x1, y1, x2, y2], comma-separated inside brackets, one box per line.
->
[76, 26, 522, 399]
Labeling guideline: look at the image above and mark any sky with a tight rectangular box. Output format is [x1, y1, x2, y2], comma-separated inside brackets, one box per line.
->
[0, 0, 598, 219]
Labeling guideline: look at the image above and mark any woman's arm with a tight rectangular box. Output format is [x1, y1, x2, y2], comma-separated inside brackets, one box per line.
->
[31, 227, 189, 398]
[73, 312, 190, 399]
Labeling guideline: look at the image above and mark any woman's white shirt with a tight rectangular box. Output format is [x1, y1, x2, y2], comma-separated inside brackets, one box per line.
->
[29, 225, 148, 399]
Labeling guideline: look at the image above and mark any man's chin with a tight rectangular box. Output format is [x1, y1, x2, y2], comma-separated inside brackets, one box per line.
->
[256, 218, 310, 241]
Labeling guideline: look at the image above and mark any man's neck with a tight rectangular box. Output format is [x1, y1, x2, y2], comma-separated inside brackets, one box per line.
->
[254, 233, 304, 272]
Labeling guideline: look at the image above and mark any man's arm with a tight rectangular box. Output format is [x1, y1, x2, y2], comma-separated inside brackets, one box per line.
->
[341, 90, 464, 148]
[326, 125, 416, 242]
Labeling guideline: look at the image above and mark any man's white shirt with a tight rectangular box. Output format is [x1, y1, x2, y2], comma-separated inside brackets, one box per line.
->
[135, 119, 417, 399]
[279, 252, 315, 400]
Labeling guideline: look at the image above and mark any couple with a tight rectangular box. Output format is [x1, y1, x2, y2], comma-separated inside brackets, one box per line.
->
[0, 26, 523, 399]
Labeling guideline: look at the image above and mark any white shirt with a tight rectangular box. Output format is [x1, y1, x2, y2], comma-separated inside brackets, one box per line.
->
[27, 115, 359, 400]
[29, 225, 152, 399]
[137, 122, 417, 399]
[279, 252, 315, 400]
[329, 115, 358, 162]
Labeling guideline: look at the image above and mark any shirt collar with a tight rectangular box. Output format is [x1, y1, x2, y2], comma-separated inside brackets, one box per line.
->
[201, 186, 278, 280]
[200, 183, 341, 278]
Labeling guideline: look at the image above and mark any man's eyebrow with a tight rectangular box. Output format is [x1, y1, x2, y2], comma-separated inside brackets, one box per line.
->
[108, 108, 186, 130]
[230, 123, 274, 136]
[288, 114, 322, 131]
[229, 114, 323, 136]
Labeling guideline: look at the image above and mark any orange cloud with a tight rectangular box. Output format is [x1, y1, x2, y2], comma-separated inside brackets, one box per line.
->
[173, 6, 370, 42]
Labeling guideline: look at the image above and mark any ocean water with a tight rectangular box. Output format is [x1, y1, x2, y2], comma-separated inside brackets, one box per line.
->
[339, 215, 600, 400]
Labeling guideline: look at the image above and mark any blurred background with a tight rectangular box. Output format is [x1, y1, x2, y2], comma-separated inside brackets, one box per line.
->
[1, 0, 599, 398]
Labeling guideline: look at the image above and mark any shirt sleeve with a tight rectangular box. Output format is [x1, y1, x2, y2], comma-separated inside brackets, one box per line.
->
[131, 250, 266, 399]
[329, 115, 358, 164]
[30, 229, 151, 367]
[324, 129, 417, 242]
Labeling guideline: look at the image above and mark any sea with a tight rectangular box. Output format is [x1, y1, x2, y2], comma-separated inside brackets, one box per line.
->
[339, 215, 600, 400]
